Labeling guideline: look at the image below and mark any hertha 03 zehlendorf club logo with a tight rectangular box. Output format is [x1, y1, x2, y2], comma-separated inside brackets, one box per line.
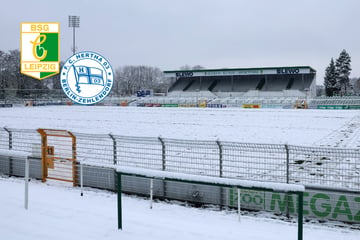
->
[60, 51, 114, 105]
[20, 22, 60, 80]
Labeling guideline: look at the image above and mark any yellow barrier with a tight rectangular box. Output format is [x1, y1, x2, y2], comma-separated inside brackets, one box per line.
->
[242, 104, 261, 108]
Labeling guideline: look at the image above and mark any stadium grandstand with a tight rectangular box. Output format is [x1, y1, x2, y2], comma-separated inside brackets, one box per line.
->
[131, 66, 358, 109]
[164, 66, 316, 99]
[135, 66, 315, 108]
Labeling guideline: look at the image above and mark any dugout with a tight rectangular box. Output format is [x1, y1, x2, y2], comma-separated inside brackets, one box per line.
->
[164, 66, 316, 98]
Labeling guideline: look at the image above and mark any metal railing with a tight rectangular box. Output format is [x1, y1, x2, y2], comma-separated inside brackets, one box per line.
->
[0, 127, 359, 191]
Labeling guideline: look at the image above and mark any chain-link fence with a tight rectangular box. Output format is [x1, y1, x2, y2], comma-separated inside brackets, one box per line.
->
[0, 128, 41, 178]
[0, 89, 126, 106]
[288, 145, 360, 190]
[0, 89, 68, 106]
[1, 127, 360, 224]
[0, 127, 359, 191]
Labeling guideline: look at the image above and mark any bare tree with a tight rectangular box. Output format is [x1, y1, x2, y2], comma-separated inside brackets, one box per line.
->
[192, 65, 205, 70]
[114, 65, 165, 96]
[179, 64, 205, 70]
[0, 49, 51, 99]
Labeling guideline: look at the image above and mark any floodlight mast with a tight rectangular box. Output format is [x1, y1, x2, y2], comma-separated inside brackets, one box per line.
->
[68, 16, 80, 55]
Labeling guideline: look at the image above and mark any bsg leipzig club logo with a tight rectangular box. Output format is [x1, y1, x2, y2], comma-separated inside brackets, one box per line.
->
[20, 22, 60, 80]
[60, 51, 114, 105]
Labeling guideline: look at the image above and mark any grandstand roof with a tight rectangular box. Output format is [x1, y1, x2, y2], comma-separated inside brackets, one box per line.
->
[164, 66, 316, 77]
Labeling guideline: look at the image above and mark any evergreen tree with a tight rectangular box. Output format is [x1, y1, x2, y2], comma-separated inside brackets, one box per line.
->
[335, 49, 351, 95]
[324, 58, 338, 96]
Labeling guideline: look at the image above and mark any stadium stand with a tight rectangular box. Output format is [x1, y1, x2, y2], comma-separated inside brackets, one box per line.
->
[168, 78, 193, 92]
[129, 66, 315, 108]
[232, 76, 261, 92]
[164, 66, 316, 100]
[127, 66, 360, 110]
[262, 75, 289, 91]
[211, 77, 232, 92]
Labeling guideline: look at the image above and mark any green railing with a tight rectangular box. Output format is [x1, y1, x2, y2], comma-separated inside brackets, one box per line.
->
[116, 167, 305, 240]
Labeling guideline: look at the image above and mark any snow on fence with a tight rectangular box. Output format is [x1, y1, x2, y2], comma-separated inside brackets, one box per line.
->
[116, 166, 305, 240]
[0, 127, 359, 192]
[0, 149, 31, 209]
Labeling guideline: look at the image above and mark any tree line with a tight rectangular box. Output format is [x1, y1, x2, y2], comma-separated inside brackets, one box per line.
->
[0, 49, 51, 99]
[0, 49, 175, 98]
[1, 48, 359, 98]
[323, 49, 359, 96]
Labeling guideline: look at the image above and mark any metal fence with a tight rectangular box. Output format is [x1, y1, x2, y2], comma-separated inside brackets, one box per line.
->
[0, 127, 359, 192]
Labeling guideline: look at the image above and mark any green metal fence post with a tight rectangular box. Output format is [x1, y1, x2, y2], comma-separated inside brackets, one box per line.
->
[4, 127, 12, 150]
[298, 191, 303, 240]
[117, 172, 122, 230]
[109, 134, 117, 165]
[158, 137, 166, 171]
[216, 140, 224, 208]
[216, 140, 223, 177]
[158, 137, 167, 199]
[284, 144, 290, 218]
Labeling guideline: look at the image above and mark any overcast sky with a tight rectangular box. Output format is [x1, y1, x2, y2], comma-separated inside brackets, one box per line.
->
[1, 0, 359, 84]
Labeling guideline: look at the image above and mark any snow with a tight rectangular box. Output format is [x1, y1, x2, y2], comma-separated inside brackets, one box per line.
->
[1, 106, 360, 238]
[0, 177, 358, 240]
[0, 106, 360, 147]
[118, 166, 305, 192]
[0, 149, 29, 158]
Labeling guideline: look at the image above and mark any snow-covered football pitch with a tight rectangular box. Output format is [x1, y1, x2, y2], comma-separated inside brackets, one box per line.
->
[1, 106, 360, 147]
[1, 106, 360, 239]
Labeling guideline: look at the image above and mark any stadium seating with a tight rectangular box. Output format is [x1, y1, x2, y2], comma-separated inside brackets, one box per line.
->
[168, 78, 193, 92]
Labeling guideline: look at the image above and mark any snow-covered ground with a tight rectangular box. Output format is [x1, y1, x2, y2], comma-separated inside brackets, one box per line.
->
[1, 106, 360, 238]
[1, 106, 360, 147]
[1, 177, 359, 240]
